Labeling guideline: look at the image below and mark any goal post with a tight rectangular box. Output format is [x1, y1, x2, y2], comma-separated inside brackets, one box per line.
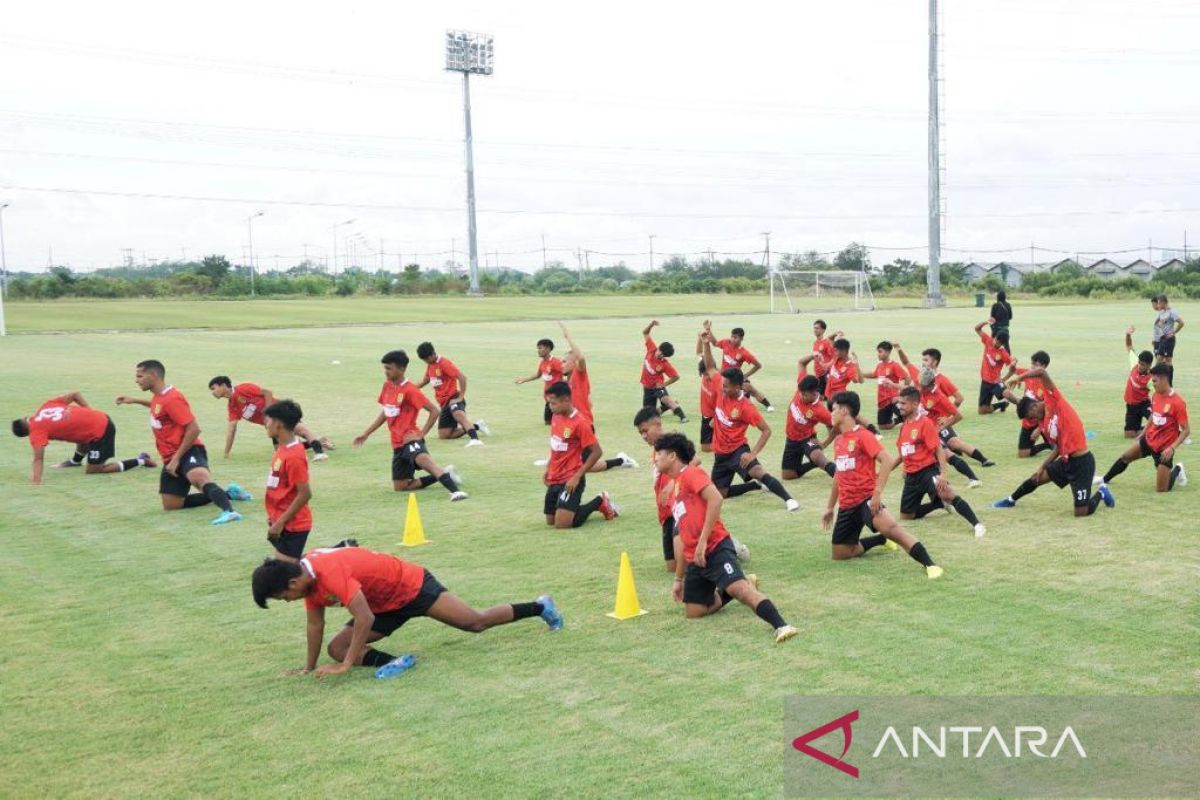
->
[768, 270, 876, 313]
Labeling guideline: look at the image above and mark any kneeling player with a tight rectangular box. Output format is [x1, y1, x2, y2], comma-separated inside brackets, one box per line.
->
[415, 342, 489, 446]
[822, 391, 943, 578]
[653, 432, 798, 644]
[640, 320, 687, 422]
[252, 546, 563, 678]
[207, 376, 331, 459]
[13, 391, 154, 483]
[543, 381, 618, 529]
[1099, 363, 1189, 492]
[1122, 327, 1154, 439]
[781, 376, 837, 481]
[974, 318, 1015, 415]
[862, 341, 908, 430]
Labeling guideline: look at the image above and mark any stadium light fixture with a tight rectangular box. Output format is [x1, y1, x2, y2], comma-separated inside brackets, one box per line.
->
[330, 218, 355, 276]
[445, 30, 494, 296]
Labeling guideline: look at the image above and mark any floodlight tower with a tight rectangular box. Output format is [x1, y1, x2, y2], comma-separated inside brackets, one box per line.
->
[925, 0, 945, 307]
[445, 30, 494, 297]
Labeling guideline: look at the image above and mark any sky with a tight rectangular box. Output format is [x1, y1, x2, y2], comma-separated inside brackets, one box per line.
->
[0, 0, 1198, 274]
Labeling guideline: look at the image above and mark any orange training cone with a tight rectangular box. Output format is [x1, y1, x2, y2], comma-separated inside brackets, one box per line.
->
[606, 551, 648, 620]
[400, 493, 429, 547]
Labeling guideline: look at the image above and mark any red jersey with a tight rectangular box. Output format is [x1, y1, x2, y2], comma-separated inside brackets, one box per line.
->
[1015, 368, 1046, 431]
[265, 439, 312, 532]
[1146, 390, 1189, 452]
[870, 361, 907, 409]
[1041, 387, 1087, 456]
[26, 397, 108, 449]
[652, 461, 674, 524]
[833, 426, 882, 509]
[545, 408, 598, 485]
[538, 356, 564, 398]
[699, 370, 722, 418]
[569, 364, 593, 421]
[897, 416, 940, 473]
[812, 338, 835, 376]
[424, 356, 463, 406]
[227, 382, 267, 425]
[1125, 365, 1152, 406]
[935, 373, 959, 400]
[150, 385, 202, 459]
[907, 364, 957, 415]
[712, 390, 762, 455]
[716, 339, 757, 369]
[919, 386, 959, 423]
[640, 339, 678, 389]
[979, 333, 1014, 383]
[670, 465, 730, 562]
[302, 547, 424, 613]
[786, 392, 832, 441]
[796, 358, 811, 385]
[377, 380, 429, 447]
[825, 356, 858, 397]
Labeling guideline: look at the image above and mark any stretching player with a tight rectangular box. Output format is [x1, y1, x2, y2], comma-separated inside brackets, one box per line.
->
[559, 321, 637, 472]
[810, 320, 840, 397]
[716, 327, 773, 411]
[542, 381, 618, 529]
[781, 375, 837, 481]
[641, 320, 687, 422]
[252, 546, 563, 678]
[898, 345, 965, 407]
[1098, 363, 1189, 492]
[862, 341, 908, 430]
[353, 350, 467, 501]
[974, 318, 1015, 415]
[116, 359, 250, 523]
[12, 391, 154, 483]
[1122, 327, 1154, 439]
[1004, 350, 1054, 458]
[262, 400, 314, 562]
[696, 332, 719, 452]
[415, 342, 489, 446]
[823, 338, 862, 404]
[821, 391, 943, 578]
[514, 338, 563, 425]
[207, 377, 331, 459]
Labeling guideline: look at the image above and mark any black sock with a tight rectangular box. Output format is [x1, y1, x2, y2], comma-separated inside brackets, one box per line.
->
[511, 601, 544, 620]
[823, 462, 836, 477]
[1011, 477, 1039, 501]
[71, 451, 85, 465]
[203, 482, 233, 512]
[572, 497, 603, 527]
[760, 474, 792, 502]
[438, 473, 459, 493]
[951, 496, 980, 525]
[419, 474, 438, 489]
[726, 481, 760, 497]
[333, 538, 358, 548]
[1169, 465, 1180, 491]
[467, 428, 479, 440]
[760, 396, 772, 408]
[182, 493, 213, 509]
[992, 401, 1009, 412]
[867, 424, 880, 435]
[1030, 442, 1053, 455]
[754, 598, 787, 629]
[1087, 492, 1103, 513]
[309, 439, 324, 454]
[914, 499, 943, 518]
[860, 534, 887, 552]
[1103, 459, 1128, 484]
[673, 407, 686, 420]
[604, 458, 623, 470]
[361, 648, 397, 667]
[718, 589, 733, 607]
[970, 449, 990, 464]
[909, 541, 935, 567]
[949, 454, 978, 480]
[120, 458, 141, 471]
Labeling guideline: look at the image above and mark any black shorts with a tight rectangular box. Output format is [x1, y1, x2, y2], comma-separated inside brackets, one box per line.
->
[351, 570, 447, 637]
[978, 380, 1005, 407]
[700, 416, 713, 445]
[544, 476, 586, 516]
[900, 464, 942, 515]
[391, 440, 429, 481]
[938, 426, 957, 444]
[1153, 337, 1176, 358]
[269, 529, 310, 560]
[642, 387, 669, 408]
[877, 402, 901, 427]
[1138, 435, 1173, 468]
[832, 500, 878, 546]
[84, 417, 117, 464]
[1044, 452, 1096, 507]
[682, 538, 745, 604]
[711, 445, 760, 490]
[782, 437, 822, 473]
[816, 374, 829, 398]
[1125, 401, 1151, 433]
[1018, 425, 1038, 452]
[543, 401, 552, 425]
[438, 399, 466, 430]
[159, 444, 209, 496]
[661, 517, 677, 561]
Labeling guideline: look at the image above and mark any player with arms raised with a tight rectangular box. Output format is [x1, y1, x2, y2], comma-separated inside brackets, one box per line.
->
[514, 338, 563, 425]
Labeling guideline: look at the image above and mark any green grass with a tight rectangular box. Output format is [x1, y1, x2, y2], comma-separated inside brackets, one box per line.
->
[0, 298, 1196, 797]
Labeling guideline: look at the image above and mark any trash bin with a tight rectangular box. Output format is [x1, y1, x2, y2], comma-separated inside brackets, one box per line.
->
[975, 292, 985, 308]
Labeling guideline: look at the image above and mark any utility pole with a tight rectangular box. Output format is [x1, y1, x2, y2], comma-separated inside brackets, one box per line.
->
[1030, 241, 1035, 269]
[542, 234, 547, 269]
[379, 237, 385, 272]
[649, 234, 656, 272]
[761, 232, 771, 269]
[247, 210, 264, 297]
[0, 202, 8, 337]
[925, 0, 945, 307]
[451, 238, 457, 276]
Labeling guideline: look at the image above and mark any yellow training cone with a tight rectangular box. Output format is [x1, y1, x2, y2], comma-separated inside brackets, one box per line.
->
[400, 493, 429, 547]
[606, 551, 648, 620]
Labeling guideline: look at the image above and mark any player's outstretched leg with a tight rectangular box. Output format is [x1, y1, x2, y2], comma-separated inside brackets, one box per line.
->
[873, 508, 943, 578]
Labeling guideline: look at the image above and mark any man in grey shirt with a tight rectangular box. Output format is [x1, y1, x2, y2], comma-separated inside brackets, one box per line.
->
[1151, 294, 1184, 365]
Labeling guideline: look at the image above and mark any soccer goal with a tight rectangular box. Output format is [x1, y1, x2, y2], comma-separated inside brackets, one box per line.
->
[768, 270, 876, 314]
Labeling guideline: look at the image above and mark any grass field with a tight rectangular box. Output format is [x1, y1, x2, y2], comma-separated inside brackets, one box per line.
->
[0, 296, 1195, 798]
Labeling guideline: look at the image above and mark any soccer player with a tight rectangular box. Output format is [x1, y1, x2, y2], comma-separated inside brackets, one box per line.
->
[640, 320, 687, 422]
[781, 375, 837, 481]
[514, 338, 563, 425]
[653, 432, 798, 643]
[715, 327, 773, 411]
[974, 318, 1015, 415]
[821, 391, 943, 578]
[1098, 363, 1189, 492]
[1151, 294, 1184, 365]
[251, 546, 563, 678]
[116, 359, 250, 523]
[695, 332, 719, 453]
[992, 367, 1114, 516]
[1003, 350, 1054, 458]
[887, 387, 986, 537]
[557, 322, 637, 472]
[811, 320, 840, 397]
[823, 338, 862, 405]
[1122, 326, 1154, 439]
[898, 345, 965, 407]
[897, 343, 994, 475]
[542, 381, 618, 529]
[207, 377, 331, 459]
[862, 341, 908, 430]
[262, 400, 314, 562]
[12, 391, 154, 484]
[352, 350, 467, 501]
[415, 342, 489, 447]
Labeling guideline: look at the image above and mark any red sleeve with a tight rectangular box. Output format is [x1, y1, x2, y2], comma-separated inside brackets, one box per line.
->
[860, 430, 883, 459]
[941, 375, 960, 395]
[743, 402, 763, 428]
[578, 419, 599, 450]
[681, 467, 710, 496]
[936, 394, 958, 418]
[227, 400, 240, 421]
[662, 360, 679, 379]
[645, 339, 656, 357]
[979, 331, 991, 347]
[906, 364, 919, 383]
[1177, 399, 1189, 427]
[287, 450, 309, 486]
[442, 359, 460, 380]
[166, 395, 195, 427]
[999, 349, 1013, 366]
[742, 348, 758, 364]
[814, 404, 833, 427]
[28, 423, 50, 449]
[404, 383, 429, 408]
[921, 419, 940, 451]
[377, 387, 388, 405]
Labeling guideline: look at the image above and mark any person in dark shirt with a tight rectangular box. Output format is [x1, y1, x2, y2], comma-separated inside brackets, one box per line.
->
[990, 290, 1014, 347]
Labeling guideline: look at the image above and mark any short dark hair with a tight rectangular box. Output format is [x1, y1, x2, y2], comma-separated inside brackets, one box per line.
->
[11, 418, 29, 437]
[731, 327, 745, 338]
[1137, 350, 1154, 365]
[830, 391, 860, 417]
[546, 380, 571, 399]
[381, 350, 409, 368]
[1017, 397, 1037, 420]
[208, 375, 232, 389]
[252, 558, 302, 609]
[899, 386, 920, 402]
[264, 399, 303, 429]
[921, 348, 942, 365]
[814, 319, 827, 331]
[1156, 294, 1169, 304]
[994, 331, 1010, 350]
[633, 406, 661, 427]
[721, 367, 745, 387]
[537, 338, 554, 350]
[653, 431, 695, 464]
[834, 338, 850, 352]
[799, 375, 820, 393]
[1149, 363, 1174, 380]
[697, 358, 707, 376]
[136, 359, 165, 377]
[876, 341, 893, 352]
[416, 341, 435, 360]
[1031, 350, 1050, 367]
[659, 341, 675, 358]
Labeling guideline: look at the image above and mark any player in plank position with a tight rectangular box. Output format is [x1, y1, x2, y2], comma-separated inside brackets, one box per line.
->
[640, 320, 687, 422]
[886, 387, 986, 537]
[12, 391, 154, 484]
[715, 327, 773, 411]
[1098, 363, 1189, 492]
[781, 375, 837, 481]
[353, 350, 467, 501]
[974, 318, 1016, 415]
[992, 367, 1115, 516]
[822, 391, 943, 578]
[653, 432, 798, 644]
[116, 359, 250, 524]
[514, 338, 564, 425]
[861, 341, 909, 430]
[1121, 327, 1155, 439]
[558, 321, 638, 472]
[251, 546, 563, 678]
[542, 381, 619, 528]
[415, 342, 489, 447]
[1003, 350, 1054, 458]
[207, 377, 332, 459]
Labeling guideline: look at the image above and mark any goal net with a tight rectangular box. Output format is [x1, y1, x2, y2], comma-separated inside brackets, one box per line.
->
[768, 270, 876, 313]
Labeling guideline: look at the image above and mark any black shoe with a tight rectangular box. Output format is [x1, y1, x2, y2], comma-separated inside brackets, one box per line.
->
[981, 459, 996, 468]
[334, 538, 359, 548]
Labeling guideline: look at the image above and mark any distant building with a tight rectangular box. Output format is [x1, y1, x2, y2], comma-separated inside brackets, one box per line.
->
[964, 262, 994, 282]
[1155, 258, 1186, 274]
[1087, 259, 1122, 279]
[1122, 259, 1154, 281]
